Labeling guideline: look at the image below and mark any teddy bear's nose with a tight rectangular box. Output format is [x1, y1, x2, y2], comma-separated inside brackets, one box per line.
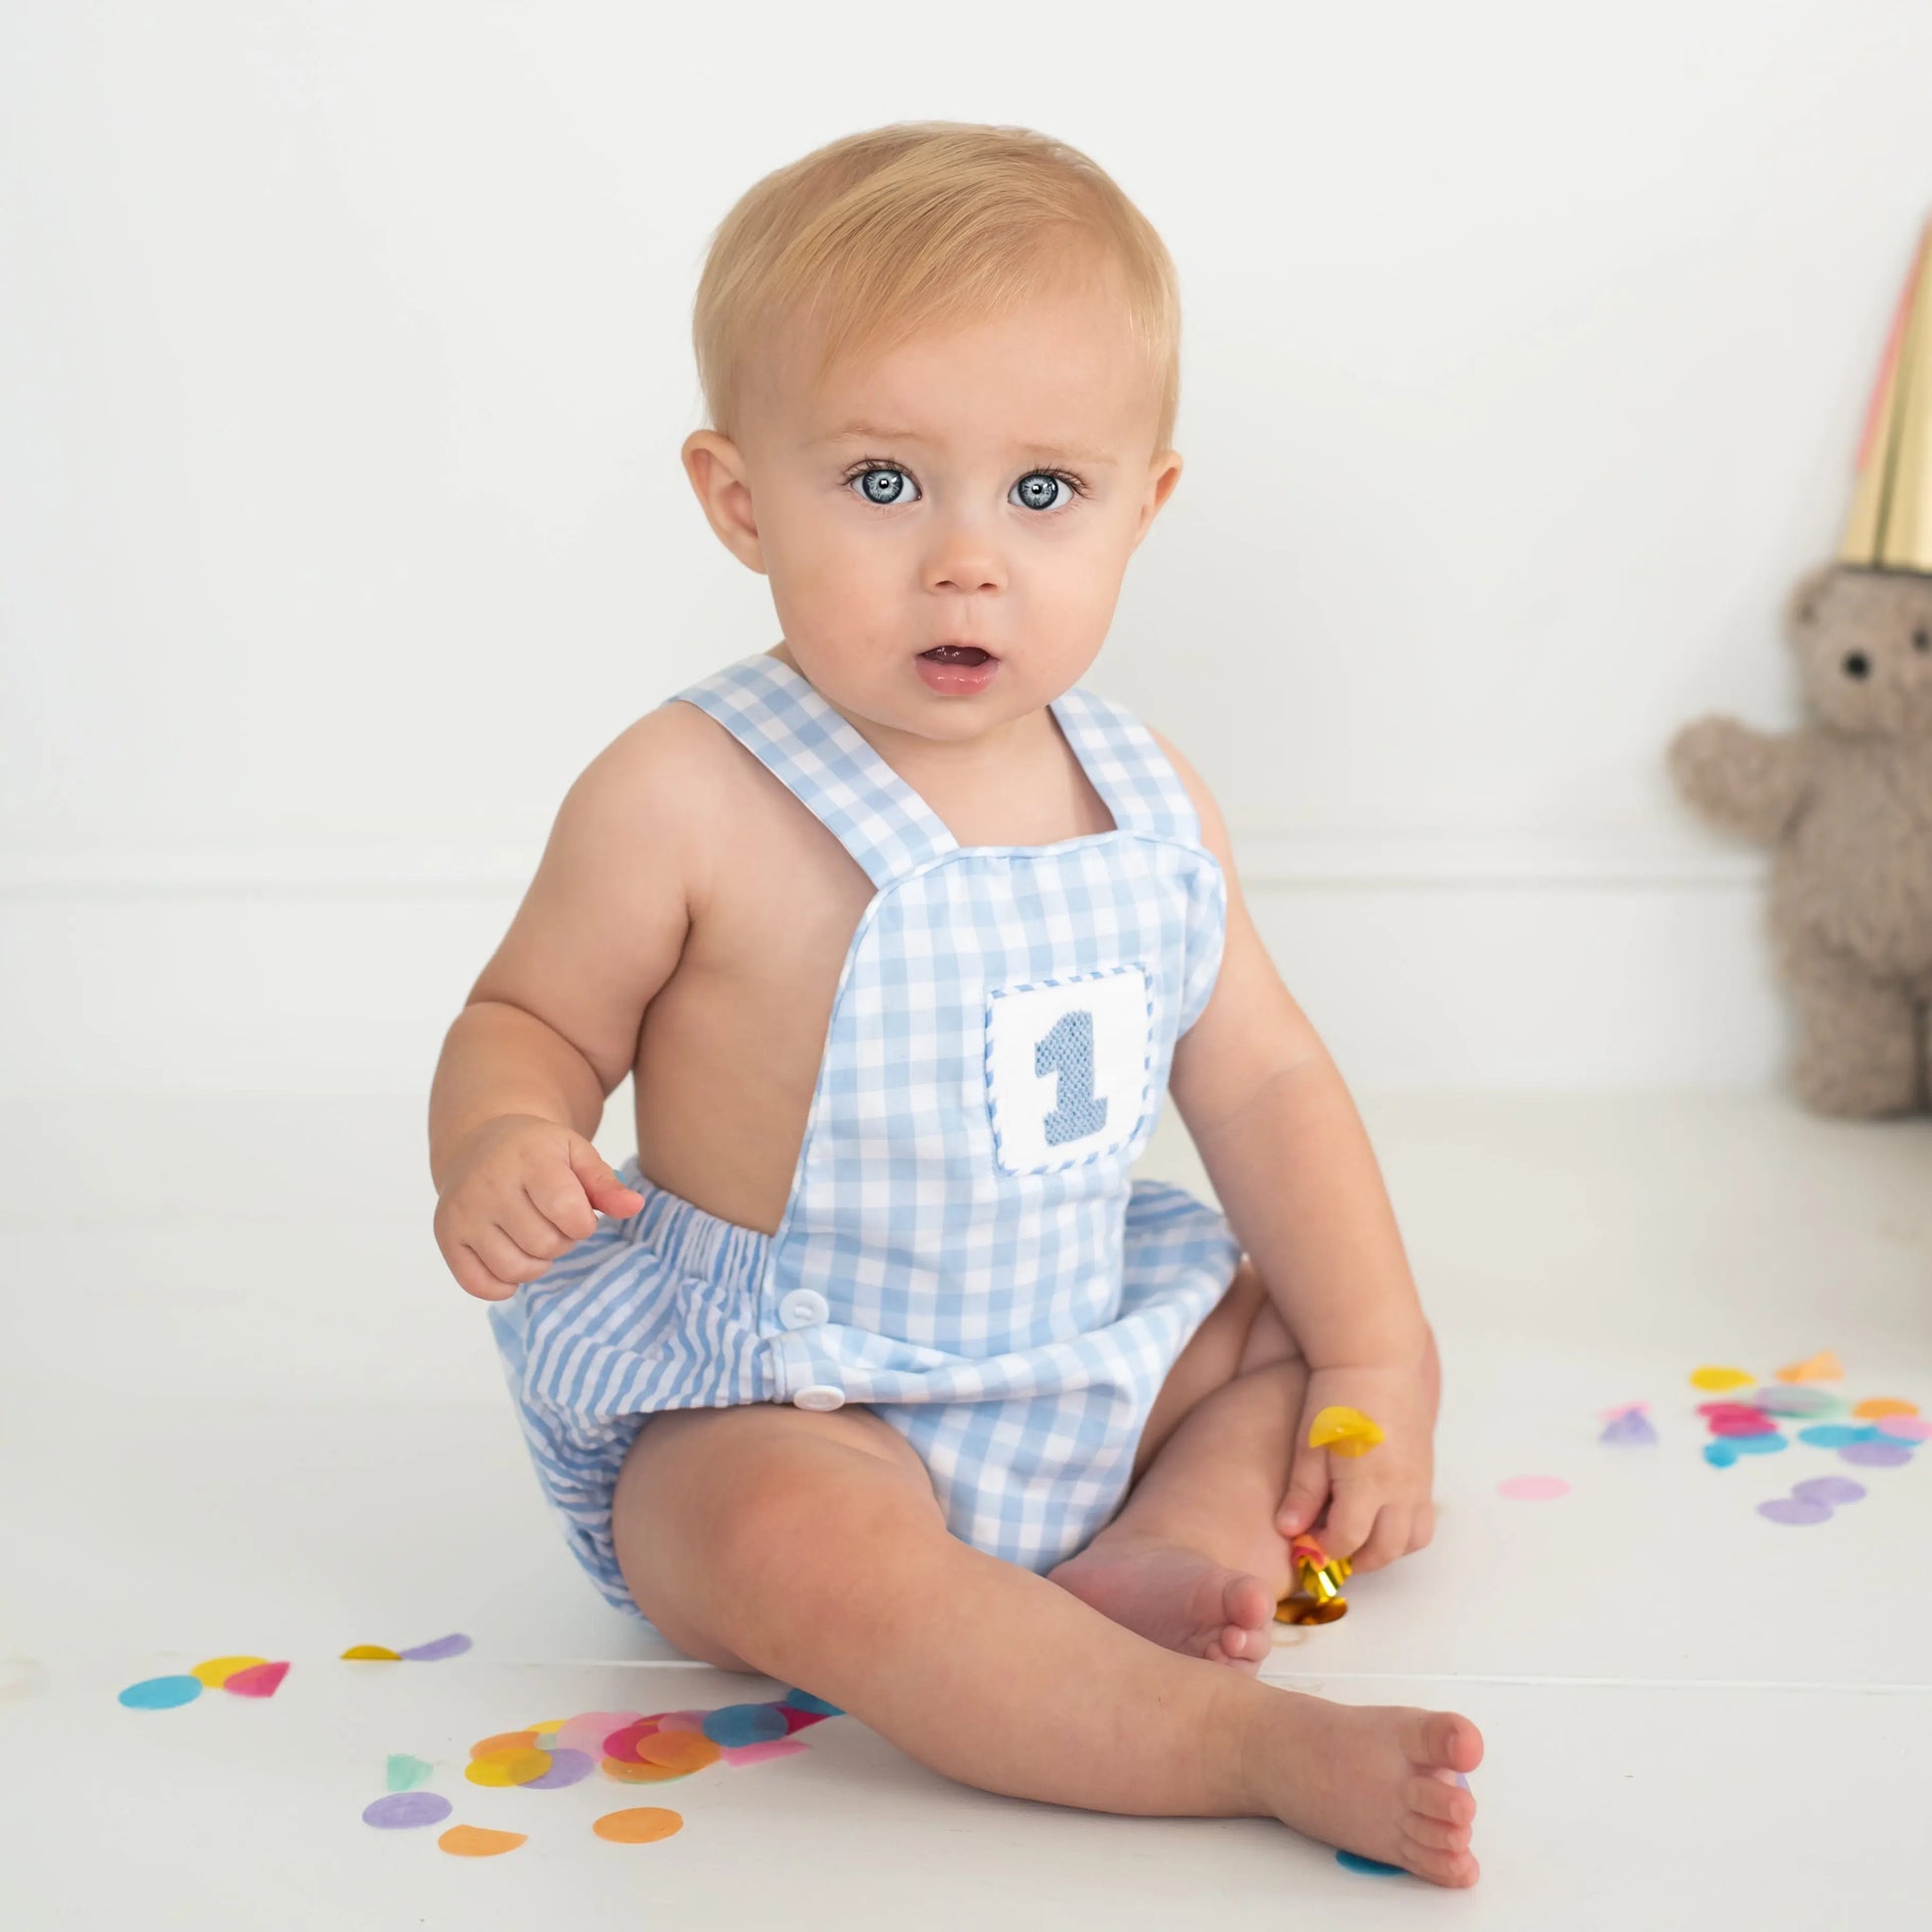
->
[1843, 651, 1871, 679]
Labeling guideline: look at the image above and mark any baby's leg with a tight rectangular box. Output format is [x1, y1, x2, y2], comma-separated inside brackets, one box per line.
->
[1049, 1260, 1306, 1667]
[612, 1403, 1480, 1885]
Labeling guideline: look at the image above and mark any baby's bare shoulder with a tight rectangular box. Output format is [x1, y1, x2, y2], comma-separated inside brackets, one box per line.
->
[1145, 724, 1235, 872]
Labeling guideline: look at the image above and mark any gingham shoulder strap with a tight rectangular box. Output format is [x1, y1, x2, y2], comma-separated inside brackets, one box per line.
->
[1045, 684, 1204, 846]
[669, 652, 959, 890]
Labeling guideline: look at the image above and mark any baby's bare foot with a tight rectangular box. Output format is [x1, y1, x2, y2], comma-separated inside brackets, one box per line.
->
[1249, 1691, 1483, 1887]
[1047, 1535, 1277, 1669]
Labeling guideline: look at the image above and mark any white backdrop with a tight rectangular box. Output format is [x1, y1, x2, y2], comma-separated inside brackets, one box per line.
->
[4, 0, 1928, 1095]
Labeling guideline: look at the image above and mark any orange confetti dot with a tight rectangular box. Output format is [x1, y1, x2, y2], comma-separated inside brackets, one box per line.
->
[593, 1806, 684, 1845]
[1853, 1397, 1919, 1420]
[1689, 1366, 1753, 1392]
[1775, 1352, 1843, 1383]
[437, 1826, 526, 1859]
[465, 1748, 552, 1788]
[191, 1655, 267, 1689]
[341, 1645, 401, 1662]
[635, 1729, 722, 1774]
[602, 1755, 688, 1783]
[470, 1730, 538, 1757]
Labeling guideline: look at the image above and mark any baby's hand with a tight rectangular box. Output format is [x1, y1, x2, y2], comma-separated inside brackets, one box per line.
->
[1275, 1359, 1437, 1573]
[433, 1115, 645, 1302]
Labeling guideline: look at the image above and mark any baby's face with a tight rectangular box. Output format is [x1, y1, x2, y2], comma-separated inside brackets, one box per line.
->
[686, 275, 1179, 743]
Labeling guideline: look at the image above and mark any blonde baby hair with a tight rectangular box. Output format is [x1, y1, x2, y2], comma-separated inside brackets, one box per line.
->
[691, 121, 1181, 452]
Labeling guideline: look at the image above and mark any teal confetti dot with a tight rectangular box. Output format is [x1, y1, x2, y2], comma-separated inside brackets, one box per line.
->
[702, 1703, 789, 1746]
[1796, 1424, 1877, 1449]
[1336, 1849, 1406, 1877]
[118, 1674, 203, 1711]
[781, 1688, 842, 1717]
[1704, 1441, 1739, 1467]
[385, 1753, 434, 1792]
[1725, 1431, 1787, 1456]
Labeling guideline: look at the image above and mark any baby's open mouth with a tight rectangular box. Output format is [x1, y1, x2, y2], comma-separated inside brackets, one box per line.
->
[919, 644, 996, 665]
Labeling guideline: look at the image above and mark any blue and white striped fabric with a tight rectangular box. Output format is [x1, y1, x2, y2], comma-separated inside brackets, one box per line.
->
[489, 650, 1241, 1614]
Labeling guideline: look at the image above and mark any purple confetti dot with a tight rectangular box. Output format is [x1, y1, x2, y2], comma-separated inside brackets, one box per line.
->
[1839, 1440, 1913, 1468]
[361, 1790, 453, 1829]
[1757, 1497, 1834, 1526]
[1791, 1476, 1866, 1506]
[397, 1633, 472, 1663]
[523, 1747, 593, 1789]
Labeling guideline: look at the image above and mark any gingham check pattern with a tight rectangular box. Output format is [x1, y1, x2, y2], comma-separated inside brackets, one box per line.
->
[491, 651, 1240, 1611]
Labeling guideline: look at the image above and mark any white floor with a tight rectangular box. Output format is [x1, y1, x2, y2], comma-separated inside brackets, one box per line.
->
[3, 1090, 1930, 1926]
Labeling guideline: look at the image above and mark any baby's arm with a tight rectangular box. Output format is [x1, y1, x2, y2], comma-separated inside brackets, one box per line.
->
[428, 703, 715, 1300]
[1157, 730, 1434, 1569]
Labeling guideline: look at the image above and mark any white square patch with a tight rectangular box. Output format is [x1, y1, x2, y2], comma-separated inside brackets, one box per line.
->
[985, 965, 1155, 1175]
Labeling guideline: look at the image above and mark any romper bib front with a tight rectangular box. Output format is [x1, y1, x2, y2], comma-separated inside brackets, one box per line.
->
[491, 648, 1242, 1606]
[670, 651, 1240, 1568]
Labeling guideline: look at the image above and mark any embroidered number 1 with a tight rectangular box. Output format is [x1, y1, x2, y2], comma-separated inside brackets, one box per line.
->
[1035, 1008, 1108, 1146]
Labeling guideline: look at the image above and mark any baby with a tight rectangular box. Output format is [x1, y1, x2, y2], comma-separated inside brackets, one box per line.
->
[427, 122, 1481, 1885]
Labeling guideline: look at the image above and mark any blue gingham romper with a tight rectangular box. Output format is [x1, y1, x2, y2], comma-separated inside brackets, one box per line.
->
[489, 650, 1243, 1615]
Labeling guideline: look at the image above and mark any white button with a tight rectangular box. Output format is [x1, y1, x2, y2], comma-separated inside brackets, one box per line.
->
[793, 1384, 845, 1413]
[778, 1289, 830, 1330]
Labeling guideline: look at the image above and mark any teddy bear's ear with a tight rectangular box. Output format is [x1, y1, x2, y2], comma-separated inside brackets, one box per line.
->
[1785, 561, 1839, 636]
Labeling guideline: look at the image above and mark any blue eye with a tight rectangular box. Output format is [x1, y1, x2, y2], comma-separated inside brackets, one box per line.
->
[850, 467, 919, 505]
[1011, 472, 1074, 512]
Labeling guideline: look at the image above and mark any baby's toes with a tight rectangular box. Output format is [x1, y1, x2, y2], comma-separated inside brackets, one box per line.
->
[1402, 1811, 1471, 1854]
[1405, 1709, 1483, 1776]
[1405, 1774, 1476, 1829]
[1401, 1835, 1480, 1889]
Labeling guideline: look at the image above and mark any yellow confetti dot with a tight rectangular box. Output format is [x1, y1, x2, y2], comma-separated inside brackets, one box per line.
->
[340, 1645, 401, 1662]
[465, 1748, 552, 1788]
[470, 1730, 537, 1758]
[1774, 1352, 1843, 1384]
[1853, 1397, 1919, 1419]
[1307, 1406, 1386, 1457]
[437, 1826, 526, 1859]
[1688, 1366, 1753, 1392]
[191, 1655, 267, 1689]
[593, 1806, 684, 1845]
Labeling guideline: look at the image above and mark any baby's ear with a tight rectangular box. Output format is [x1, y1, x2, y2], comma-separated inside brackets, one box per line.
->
[1784, 561, 1840, 638]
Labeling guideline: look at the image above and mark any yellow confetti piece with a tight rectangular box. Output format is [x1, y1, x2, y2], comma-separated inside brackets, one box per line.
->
[1688, 1366, 1754, 1392]
[465, 1748, 552, 1788]
[1774, 1352, 1843, 1384]
[1853, 1397, 1919, 1419]
[340, 1645, 401, 1662]
[1307, 1406, 1385, 1457]
[438, 1826, 526, 1859]
[593, 1806, 685, 1845]
[191, 1655, 267, 1689]
[470, 1730, 538, 1758]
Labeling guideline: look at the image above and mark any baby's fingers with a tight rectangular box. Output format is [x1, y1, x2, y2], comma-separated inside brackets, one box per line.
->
[1350, 1505, 1412, 1575]
[449, 1241, 519, 1304]
[1320, 1483, 1384, 1564]
[1275, 1445, 1329, 1537]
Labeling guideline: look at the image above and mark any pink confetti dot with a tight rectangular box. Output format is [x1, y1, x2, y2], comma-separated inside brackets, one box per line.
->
[1875, 1416, 1932, 1442]
[1497, 1474, 1570, 1501]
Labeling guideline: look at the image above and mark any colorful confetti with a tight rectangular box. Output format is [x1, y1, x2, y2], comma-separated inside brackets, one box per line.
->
[701, 1703, 789, 1747]
[117, 1675, 202, 1711]
[1308, 1406, 1386, 1457]
[1852, 1398, 1919, 1420]
[1749, 1385, 1846, 1419]
[1875, 1416, 1932, 1442]
[1796, 1425, 1877, 1449]
[362, 1791, 452, 1830]
[1689, 1365, 1754, 1392]
[523, 1748, 595, 1790]
[593, 1806, 684, 1845]
[466, 1748, 552, 1788]
[223, 1661, 289, 1699]
[386, 1754, 434, 1792]
[341, 1645, 401, 1662]
[1756, 1497, 1834, 1526]
[437, 1826, 526, 1859]
[1599, 1410, 1658, 1446]
[1840, 1440, 1914, 1468]
[1496, 1474, 1569, 1501]
[720, 1738, 809, 1767]
[1775, 1352, 1843, 1383]
[398, 1634, 473, 1663]
[191, 1655, 266, 1689]
[1791, 1476, 1866, 1505]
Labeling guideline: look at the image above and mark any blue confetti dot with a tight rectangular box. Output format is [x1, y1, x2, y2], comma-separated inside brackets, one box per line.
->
[1725, 1431, 1787, 1456]
[1336, 1849, 1406, 1877]
[1704, 1441, 1739, 1467]
[1797, 1424, 1877, 1449]
[781, 1688, 843, 1717]
[702, 1703, 790, 1746]
[118, 1674, 203, 1711]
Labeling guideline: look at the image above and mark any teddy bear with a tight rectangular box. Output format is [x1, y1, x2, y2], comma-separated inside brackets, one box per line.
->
[1667, 564, 1932, 1115]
